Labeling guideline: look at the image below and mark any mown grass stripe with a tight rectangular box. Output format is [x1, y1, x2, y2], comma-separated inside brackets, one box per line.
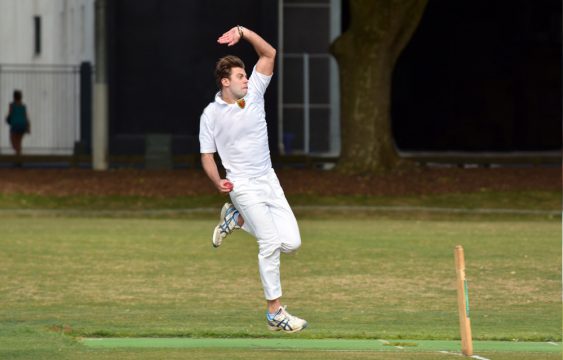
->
[82, 338, 562, 353]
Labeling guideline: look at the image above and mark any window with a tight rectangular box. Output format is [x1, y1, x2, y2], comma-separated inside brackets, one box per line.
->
[278, 0, 341, 156]
[34, 16, 41, 56]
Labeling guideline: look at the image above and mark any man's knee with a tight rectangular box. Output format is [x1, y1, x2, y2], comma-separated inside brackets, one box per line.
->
[259, 235, 300, 256]
[282, 238, 301, 254]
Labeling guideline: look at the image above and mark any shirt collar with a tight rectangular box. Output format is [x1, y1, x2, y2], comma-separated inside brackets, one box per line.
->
[215, 91, 246, 107]
[215, 91, 228, 105]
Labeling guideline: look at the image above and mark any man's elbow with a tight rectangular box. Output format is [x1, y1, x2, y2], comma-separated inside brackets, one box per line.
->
[260, 45, 277, 60]
[201, 153, 214, 162]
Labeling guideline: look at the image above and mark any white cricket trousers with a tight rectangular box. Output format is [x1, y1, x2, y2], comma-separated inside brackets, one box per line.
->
[229, 168, 301, 300]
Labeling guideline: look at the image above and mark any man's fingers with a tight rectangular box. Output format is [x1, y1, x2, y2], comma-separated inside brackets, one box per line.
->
[217, 34, 230, 42]
[217, 29, 238, 45]
[217, 38, 237, 46]
[218, 38, 234, 45]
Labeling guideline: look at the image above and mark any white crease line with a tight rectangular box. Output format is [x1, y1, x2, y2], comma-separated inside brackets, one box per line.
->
[471, 355, 491, 360]
[438, 351, 490, 360]
[547, 341, 559, 346]
[439, 351, 462, 357]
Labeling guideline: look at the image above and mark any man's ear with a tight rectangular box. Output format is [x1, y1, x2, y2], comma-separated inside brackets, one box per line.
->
[221, 78, 230, 87]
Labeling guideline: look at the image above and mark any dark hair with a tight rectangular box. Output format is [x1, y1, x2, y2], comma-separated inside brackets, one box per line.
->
[215, 55, 245, 89]
[13, 90, 22, 101]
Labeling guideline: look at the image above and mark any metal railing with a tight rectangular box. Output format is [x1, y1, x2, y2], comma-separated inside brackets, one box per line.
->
[0, 64, 81, 155]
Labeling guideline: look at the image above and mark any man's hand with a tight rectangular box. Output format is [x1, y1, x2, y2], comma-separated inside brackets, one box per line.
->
[217, 26, 242, 47]
[217, 179, 234, 194]
[217, 26, 276, 76]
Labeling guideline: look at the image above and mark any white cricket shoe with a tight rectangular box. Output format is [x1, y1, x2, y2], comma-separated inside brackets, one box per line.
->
[212, 202, 241, 248]
[267, 306, 308, 333]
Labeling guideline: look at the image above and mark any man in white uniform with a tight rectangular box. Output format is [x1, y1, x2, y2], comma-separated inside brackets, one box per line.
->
[199, 25, 308, 333]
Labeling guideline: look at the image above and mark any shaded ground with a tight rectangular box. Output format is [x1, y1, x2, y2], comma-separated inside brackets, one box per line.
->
[0, 167, 559, 197]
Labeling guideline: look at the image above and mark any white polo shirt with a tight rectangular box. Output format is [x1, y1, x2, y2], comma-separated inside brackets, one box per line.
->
[199, 66, 272, 181]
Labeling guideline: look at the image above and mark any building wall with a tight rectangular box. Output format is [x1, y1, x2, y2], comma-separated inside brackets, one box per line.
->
[0, 0, 94, 155]
[0, 0, 94, 64]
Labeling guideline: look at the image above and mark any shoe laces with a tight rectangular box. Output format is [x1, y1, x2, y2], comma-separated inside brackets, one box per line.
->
[278, 306, 296, 321]
[219, 208, 239, 235]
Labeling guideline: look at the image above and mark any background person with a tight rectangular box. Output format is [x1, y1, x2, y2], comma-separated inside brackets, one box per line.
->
[5, 90, 30, 161]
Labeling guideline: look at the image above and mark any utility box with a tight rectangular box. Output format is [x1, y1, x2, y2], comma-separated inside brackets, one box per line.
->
[145, 134, 172, 170]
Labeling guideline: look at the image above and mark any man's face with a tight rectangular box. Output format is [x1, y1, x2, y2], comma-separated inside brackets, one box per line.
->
[224, 67, 248, 99]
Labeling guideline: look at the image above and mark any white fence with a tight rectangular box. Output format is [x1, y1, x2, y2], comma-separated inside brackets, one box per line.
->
[0, 64, 80, 155]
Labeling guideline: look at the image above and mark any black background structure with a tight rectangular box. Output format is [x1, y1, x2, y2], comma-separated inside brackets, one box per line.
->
[107, 0, 561, 155]
[107, 0, 277, 155]
[392, 0, 561, 151]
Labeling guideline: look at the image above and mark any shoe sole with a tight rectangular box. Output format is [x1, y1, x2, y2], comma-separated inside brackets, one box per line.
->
[211, 203, 232, 248]
[212, 225, 221, 248]
[268, 321, 308, 333]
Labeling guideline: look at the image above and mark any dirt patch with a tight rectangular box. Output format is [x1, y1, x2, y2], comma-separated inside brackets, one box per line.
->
[0, 167, 559, 198]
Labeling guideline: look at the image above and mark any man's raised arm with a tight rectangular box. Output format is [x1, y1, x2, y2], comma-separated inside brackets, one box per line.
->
[217, 26, 276, 75]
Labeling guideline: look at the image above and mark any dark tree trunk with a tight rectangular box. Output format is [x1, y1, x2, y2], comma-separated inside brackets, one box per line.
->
[330, 0, 428, 174]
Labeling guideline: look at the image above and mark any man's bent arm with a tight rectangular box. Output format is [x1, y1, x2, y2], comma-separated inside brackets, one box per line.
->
[201, 153, 221, 186]
[217, 26, 276, 76]
[241, 27, 276, 76]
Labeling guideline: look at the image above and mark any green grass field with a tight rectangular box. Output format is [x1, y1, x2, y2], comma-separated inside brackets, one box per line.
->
[0, 207, 560, 359]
